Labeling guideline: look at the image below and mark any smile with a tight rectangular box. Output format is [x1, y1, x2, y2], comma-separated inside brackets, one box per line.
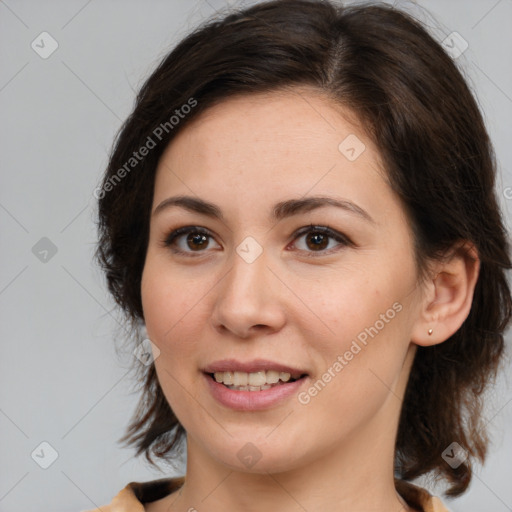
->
[203, 371, 309, 411]
[210, 370, 301, 391]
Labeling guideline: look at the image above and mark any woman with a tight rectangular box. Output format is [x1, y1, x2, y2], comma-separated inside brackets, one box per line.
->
[88, 0, 512, 511]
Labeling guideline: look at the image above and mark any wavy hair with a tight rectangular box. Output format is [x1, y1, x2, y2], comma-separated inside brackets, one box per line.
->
[95, 0, 512, 496]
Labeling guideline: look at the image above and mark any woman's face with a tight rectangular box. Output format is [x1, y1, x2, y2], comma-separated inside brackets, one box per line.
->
[141, 88, 426, 474]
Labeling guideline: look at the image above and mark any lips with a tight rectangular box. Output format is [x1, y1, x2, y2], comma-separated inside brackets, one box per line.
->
[203, 370, 308, 410]
[201, 358, 309, 409]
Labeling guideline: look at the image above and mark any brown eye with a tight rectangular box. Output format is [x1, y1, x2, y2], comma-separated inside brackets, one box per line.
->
[185, 232, 209, 251]
[162, 224, 352, 258]
[304, 232, 329, 251]
[163, 226, 221, 255]
[291, 225, 352, 257]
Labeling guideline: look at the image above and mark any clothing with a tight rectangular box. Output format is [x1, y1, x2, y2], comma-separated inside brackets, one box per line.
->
[82, 476, 450, 512]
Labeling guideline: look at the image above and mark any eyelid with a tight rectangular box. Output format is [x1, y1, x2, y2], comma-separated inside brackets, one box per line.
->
[292, 224, 353, 245]
[161, 226, 219, 253]
[161, 224, 354, 257]
[289, 224, 354, 257]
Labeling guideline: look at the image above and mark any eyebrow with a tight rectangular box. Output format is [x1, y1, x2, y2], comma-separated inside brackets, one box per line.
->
[152, 194, 375, 224]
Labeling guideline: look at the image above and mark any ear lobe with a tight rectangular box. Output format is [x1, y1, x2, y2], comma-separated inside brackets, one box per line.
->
[411, 242, 480, 347]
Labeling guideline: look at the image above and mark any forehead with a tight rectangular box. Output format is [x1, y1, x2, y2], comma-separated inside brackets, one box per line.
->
[152, 88, 389, 216]
[162, 89, 375, 161]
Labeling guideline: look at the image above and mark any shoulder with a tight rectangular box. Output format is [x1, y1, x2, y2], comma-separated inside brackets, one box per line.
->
[80, 485, 143, 512]
[81, 476, 185, 512]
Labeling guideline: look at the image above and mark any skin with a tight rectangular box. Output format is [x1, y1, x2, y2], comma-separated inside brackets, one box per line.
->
[140, 87, 479, 512]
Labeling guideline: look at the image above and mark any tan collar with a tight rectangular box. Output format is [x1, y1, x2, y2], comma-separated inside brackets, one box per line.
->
[88, 476, 450, 512]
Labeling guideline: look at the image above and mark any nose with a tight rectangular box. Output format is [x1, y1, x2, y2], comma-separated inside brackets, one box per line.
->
[210, 245, 287, 339]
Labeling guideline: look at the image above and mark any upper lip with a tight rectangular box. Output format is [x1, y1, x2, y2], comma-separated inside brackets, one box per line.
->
[203, 359, 308, 380]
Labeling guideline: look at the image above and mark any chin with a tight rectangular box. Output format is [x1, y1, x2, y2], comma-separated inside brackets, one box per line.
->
[203, 435, 307, 474]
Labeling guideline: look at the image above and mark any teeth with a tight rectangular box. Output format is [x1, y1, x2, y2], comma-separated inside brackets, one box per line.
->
[228, 384, 273, 392]
[213, 370, 295, 387]
[234, 371, 248, 386]
[280, 372, 291, 382]
[266, 370, 280, 384]
[248, 371, 266, 386]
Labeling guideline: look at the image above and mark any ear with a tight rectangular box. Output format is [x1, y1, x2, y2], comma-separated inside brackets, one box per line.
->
[411, 241, 480, 347]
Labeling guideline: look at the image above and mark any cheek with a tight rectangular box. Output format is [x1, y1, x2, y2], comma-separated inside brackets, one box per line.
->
[141, 255, 204, 358]
[293, 262, 406, 346]
[294, 312, 409, 445]
[292, 265, 412, 405]
[140, 258, 206, 424]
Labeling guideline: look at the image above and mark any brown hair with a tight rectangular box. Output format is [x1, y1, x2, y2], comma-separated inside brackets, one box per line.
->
[95, 0, 512, 497]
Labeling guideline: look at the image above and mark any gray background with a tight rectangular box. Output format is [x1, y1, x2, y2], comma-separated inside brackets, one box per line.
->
[1, 1, 511, 511]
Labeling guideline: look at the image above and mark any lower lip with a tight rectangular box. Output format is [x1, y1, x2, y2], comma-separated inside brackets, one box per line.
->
[203, 372, 308, 411]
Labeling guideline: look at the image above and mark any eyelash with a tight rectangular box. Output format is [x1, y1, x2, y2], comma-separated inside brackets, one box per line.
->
[161, 224, 353, 258]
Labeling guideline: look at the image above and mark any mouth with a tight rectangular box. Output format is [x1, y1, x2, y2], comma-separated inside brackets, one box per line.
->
[204, 370, 308, 392]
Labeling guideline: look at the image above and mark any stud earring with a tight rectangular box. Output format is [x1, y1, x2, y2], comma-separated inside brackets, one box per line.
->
[428, 328, 433, 335]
